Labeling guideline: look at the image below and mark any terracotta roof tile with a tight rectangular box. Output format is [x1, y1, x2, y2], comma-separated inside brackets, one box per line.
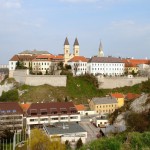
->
[123, 59, 150, 67]
[10, 55, 36, 61]
[68, 56, 88, 62]
[111, 93, 124, 98]
[126, 93, 140, 100]
[75, 104, 85, 111]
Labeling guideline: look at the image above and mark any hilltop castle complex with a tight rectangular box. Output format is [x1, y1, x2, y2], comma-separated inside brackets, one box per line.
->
[8, 37, 150, 77]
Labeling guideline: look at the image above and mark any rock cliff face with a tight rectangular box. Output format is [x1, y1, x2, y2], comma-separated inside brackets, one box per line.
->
[113, 94, 150, 132]
[0, 83, 14, 96]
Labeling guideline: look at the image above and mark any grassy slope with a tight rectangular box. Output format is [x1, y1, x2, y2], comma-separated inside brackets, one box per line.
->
[19, 76, 148, 104]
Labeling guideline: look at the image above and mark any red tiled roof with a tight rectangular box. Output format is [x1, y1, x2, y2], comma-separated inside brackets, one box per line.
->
[75, 104, 85, 111]
[10, 55, 36, 61]
[123, 59, 150, 67]
[68, 56, 88, 62]
[0, 102, 23, 114]
[126, 93, 140, 100]
[52, 55, 64, 60]
[27, 102, 77, 116]
[111, 93, 124, 98]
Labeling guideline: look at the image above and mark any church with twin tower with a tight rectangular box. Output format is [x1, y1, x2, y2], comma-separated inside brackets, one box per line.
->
[63, 37, 104, 63]
[64, 37, 80, 63]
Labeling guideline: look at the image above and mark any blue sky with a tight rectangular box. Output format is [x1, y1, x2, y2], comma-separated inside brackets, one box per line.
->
[0, 0, 150, 64]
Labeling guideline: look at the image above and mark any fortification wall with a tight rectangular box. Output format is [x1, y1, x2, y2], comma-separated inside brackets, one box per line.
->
[98, 77, 148, 89]
[12, 70, 67, 87]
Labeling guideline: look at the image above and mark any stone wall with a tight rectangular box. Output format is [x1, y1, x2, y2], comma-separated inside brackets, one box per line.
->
[98, 76, 148, 89]
[12, 70, 67, 87]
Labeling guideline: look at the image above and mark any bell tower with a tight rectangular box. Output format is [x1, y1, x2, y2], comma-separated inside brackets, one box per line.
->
[73, 38, 79, 56]
[64, 37, 70, 63]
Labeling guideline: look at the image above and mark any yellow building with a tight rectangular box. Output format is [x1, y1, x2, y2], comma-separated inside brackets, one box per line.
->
[111, 93, 124, 108]
[89, 97, 118, 114]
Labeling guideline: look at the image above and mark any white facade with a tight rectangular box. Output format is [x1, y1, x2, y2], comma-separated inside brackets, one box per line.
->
[26, 114, 81, 127]
[32, 61, 52, 74]
[9, 61, 17, 71]
[87, 62, 124, 76]
[92, 116, 109, 127]
[68, 61, 87, 76]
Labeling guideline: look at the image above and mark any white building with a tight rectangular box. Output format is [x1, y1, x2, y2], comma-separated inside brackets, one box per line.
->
[92, 115, 109, 127]
[31, 54, 64, 74]
[43, 122, 87, 144]
[68, 56, 88, 76]
[26, 102, 81, 130]
[87, 56, 125, 76]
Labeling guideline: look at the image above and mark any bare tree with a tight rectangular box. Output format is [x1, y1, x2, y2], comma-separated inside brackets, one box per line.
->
[74, 62, 79, 75]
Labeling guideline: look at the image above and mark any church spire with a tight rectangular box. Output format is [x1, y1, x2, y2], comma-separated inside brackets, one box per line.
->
[64, 37, 69, 45]
[98, 40, 104, 57]
[74, 37, 79, 46]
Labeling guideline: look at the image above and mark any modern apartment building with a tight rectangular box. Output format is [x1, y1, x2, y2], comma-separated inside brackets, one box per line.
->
[26, 102, 81, 129]
[0, 102, 23, 131]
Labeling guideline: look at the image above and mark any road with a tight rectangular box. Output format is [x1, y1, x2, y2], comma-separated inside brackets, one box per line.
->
[79, 120, 100, 142]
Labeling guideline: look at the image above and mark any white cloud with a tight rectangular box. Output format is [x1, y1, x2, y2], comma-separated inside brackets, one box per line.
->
[112, 20, 135, 27]
[0, 0, 21, 9]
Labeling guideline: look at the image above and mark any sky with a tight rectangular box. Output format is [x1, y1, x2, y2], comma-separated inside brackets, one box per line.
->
[0, 0, 150, 64]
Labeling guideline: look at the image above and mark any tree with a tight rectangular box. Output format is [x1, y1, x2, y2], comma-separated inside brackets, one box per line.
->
[65, 140, 71, 150]
[0, 89, 19, 102]
[16, 61, 27, 69]
[65, 64, 71, 70]
[29, 128, 65, 150]
[76, 138, 83, 149]
[49, 63, 56, 75]
[58, 62, 64, 70]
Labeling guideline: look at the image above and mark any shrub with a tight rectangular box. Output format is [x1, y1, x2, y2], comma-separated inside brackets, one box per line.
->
[0, 89, 19, 102]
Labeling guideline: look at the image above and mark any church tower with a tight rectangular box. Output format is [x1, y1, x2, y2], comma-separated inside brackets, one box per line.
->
[64, 37, 70, 63]
[98, 41, 104, 57]
[73, 38, 79, 56]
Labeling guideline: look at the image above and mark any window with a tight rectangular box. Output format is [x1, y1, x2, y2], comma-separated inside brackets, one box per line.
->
[70, 116, 78, 119]
[60, 108, 67, 114]
[50, 108, 57, 114]
[51, 117, 58, 120]
[13, 110, 16, 113]
[30, 109, 37, 116]
[70, 107, 77, 113]
[7, 110, 11, 113]
[61, 117, 68, 120]
[40, 118, 48, 121]
[40, 109, 47, 115]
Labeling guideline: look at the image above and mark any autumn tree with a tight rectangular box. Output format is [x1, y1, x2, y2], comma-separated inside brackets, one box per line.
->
[29, 128, 65, 150]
